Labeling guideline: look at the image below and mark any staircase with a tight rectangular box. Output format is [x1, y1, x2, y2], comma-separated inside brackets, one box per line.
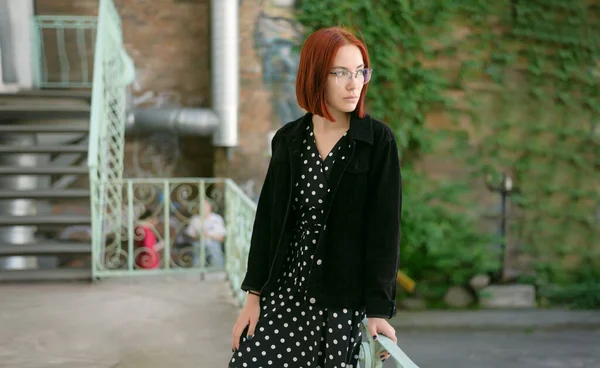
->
[0, 90, 93, 281]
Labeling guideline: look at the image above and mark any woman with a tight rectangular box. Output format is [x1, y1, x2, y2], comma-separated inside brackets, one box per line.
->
[230, 26, 402, 368]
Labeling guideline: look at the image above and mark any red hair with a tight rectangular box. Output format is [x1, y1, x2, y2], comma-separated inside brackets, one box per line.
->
[296, 27, 370, 122]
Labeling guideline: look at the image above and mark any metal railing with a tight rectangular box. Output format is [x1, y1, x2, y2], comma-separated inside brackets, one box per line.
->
[87, 0, 135, 279]
[90, 177, 417, 367]
[92, 178, 231, 277]
[31, 15, 98, 88]
[225, 179, 419, 368]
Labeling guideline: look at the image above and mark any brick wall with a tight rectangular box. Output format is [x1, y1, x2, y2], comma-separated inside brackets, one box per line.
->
[36, 0, 215, 180]
[35, 0, 284, 196]
[213, 0, 277, 198]
[34, 0, 497, 204]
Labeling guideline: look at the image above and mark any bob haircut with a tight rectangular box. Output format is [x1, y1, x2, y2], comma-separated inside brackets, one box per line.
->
[296, 27, 371, 122]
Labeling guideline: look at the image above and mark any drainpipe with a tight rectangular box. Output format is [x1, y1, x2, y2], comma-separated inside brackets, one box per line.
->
[126, 0, 239, 148]
[210, 0, 238, 147]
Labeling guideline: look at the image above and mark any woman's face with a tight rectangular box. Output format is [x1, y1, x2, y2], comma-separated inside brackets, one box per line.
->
[325, 44, 365, 118]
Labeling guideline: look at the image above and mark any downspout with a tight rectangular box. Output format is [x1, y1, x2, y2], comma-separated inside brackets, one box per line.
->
[126, 0, 239, 148]
[210, 0, 238, 147]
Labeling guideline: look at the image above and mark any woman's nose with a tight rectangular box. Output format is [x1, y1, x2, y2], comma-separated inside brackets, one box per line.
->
[347, 76, 358, 90]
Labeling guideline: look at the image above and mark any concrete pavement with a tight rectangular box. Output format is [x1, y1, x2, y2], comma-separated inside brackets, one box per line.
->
[1, 275, 599, 368]
[385, 329, 600, 368]
[0, 273, 237, 368]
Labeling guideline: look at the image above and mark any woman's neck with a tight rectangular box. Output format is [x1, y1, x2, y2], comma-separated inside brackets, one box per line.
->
[312, 110, 350, 133]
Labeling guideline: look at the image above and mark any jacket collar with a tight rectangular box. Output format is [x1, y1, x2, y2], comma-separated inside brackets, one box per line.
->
[282, 111, 374, 145]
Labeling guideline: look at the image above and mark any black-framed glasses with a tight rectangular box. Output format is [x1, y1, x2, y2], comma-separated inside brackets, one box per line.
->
[329, 68, 373, 85]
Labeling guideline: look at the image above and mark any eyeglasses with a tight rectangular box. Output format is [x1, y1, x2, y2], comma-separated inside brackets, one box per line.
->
[329, 68, 373, 85]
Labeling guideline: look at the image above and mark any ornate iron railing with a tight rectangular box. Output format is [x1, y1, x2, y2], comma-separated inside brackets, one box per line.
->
[31, 15, 98, 88]
[224, 180, 418, 367]
[224, 180, 257, 303]
[92, 178, 231, 277]
[87, 0, 135, 279]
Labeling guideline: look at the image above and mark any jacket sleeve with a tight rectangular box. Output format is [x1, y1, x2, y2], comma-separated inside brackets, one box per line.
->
[364, 131, 402, 318]
[240, 132, 279, 292]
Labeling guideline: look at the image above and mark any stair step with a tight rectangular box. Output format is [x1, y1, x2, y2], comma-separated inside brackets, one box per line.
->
[0, 105, 90, 120]
[0, 268, 91, 282]
[0, 89, 92, 100]
[0, 242, 90, 256]
[0, 145, 88, 154]
[0, 166, 88, 175]
[0, 215, 91, 226]
[0, 189, 90, 199]
[0, 124, 89, 133]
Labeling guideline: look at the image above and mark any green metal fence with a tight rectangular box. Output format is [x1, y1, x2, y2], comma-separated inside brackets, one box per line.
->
[31, 15, 98, 88]
[91, 178, 235, 278]
[87, 0, 135, 280]
[89, 177, 416, 367]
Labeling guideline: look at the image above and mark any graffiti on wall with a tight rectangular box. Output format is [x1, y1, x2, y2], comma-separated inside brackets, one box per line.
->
[253, 1, 304, 126]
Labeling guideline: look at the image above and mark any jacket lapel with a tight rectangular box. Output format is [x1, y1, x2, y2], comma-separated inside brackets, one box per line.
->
[282, 112, 373, 222]
[322, 140, 355, 221]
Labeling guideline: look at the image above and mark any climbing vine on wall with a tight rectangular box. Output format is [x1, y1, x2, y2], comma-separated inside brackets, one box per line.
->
[295, 0, 600, 302]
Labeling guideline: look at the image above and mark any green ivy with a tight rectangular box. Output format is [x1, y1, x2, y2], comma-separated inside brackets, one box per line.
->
[296, 0, 600, 307]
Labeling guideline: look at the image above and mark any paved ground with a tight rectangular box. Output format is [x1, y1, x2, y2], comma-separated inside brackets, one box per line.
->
[385, 329, 600, 368]
[0, 274, 237, 368]
[1, 275, 599, 368]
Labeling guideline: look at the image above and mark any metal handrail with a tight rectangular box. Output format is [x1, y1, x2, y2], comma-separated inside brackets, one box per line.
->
[87, 0, 135, 279]
[31, 15, 98, 88]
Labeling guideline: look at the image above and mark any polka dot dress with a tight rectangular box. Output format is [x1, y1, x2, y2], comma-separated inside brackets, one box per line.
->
[230, 121, 365, 368]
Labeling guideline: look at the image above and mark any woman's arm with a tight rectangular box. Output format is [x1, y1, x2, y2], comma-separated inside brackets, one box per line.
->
[364, 129, 402, 318]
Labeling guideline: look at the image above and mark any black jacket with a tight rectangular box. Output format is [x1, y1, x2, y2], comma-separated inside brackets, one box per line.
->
[241, 112, 402, 318]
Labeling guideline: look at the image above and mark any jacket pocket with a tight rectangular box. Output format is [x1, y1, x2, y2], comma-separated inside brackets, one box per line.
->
[345, 155, 370, 174]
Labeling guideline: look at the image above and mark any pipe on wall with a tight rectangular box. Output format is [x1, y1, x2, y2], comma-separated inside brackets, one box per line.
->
[127, 0, 239, 146]
[126, 108, 219, 136]
[211, 0, 239, 147]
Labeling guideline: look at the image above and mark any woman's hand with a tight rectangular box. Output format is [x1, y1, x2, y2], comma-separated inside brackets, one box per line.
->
[366, 317, 397, 362]
[231, 293, 261, 351]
